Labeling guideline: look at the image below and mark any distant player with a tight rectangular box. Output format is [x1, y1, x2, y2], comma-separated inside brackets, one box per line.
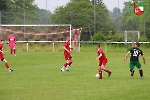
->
[0, 40, 13, 72]
[8, 33, 16, 56]
[124, 42, 146, 79]
[96, 44, 111, 79]
[61, 36, 73, 72]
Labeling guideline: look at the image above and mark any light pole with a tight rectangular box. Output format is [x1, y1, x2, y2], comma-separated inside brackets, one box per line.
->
[0, 11, 2, 40]
[144, 16, 146, 37]
[118, 0, 120, 34]
[94, 0, 96, 34]
[46, 0, 47, 24]
[23, 0, 26, 41]
[70, 0, 72, 24]
[23, 0, 25, 25]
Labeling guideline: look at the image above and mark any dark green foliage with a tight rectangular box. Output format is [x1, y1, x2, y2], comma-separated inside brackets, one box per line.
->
[0, 0, 7, 10]
[1, 0, 39, 24]
[92, 31, 124, 42]
[50, 0, 116, 40]
[92, 32, 106, 41]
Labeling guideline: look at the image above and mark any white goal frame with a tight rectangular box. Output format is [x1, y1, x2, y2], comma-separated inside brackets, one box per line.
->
[0, 24, 74, 52]
[124, 31, 140, 46]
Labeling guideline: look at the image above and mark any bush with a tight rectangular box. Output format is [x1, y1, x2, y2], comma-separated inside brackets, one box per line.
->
[92, 32, 106, 41]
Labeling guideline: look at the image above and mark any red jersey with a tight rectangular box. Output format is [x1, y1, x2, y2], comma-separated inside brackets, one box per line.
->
[8, 35, 16, 45]
[97, 49, 107, 61]
[64, 41, 70, 54]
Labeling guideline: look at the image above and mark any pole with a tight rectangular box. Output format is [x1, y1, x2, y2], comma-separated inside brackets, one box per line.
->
[23, 0, 26, 51]
[94, 0, 96, 34]
[70, 0, 72, 24]
[0, 11, 2, 40]
[46, 0, 47, 24]
[144, 16, 146, 37]
[23, 0, 25, 25]
[118, 0, 120, 35]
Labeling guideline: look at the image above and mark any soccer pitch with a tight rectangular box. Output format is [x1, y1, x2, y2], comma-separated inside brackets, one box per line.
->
[0, 51, 150, 100]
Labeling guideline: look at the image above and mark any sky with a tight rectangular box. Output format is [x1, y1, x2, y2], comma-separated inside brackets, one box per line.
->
[34, 0, 129, 12]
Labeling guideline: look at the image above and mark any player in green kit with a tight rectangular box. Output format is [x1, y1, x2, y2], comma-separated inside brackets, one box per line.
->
[124, 42, 146, 79]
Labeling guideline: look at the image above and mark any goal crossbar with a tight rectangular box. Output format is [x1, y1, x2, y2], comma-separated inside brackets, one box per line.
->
[0, 24, 71, 27]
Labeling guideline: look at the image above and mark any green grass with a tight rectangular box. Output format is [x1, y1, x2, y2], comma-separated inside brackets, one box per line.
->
[0, 49, 150, 100]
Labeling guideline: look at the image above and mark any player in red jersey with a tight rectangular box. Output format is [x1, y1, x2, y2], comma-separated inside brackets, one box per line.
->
[96, 44, 111, 79]
[0, 40, 13, 72]
[8, 33, 16, 56]
[61, 36, 73, 72]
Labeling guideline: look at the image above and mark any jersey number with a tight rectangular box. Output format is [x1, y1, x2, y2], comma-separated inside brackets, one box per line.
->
[133, 50, 139, 57]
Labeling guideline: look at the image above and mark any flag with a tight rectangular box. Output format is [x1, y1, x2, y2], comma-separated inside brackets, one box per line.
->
[134, 2, 144, 16]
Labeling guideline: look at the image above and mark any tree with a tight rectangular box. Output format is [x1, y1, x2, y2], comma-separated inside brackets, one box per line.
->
[0, 0, 7, 10]
[36, 9, 52, 24]
[50, 0, 116, 40]
[1, 0, 39, 24]
[111, 7, 121, 18]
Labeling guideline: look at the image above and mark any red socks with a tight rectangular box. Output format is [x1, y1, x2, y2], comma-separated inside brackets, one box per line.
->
[69, 62, 72, 66]
[10, 49, 16, 55]
[64, 63, 68, 67]
[5, 63, 10, 69]
[11, 49, 13, 55]
[14, 49, 16, 55]
[103, 69, 111, 73]
[99, 71, 102, 79]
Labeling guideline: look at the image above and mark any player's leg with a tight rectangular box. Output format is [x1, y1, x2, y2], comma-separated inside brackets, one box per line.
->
[13, 44, 16, 56]
[101, 59, 111, 77]
[61, 53, 71, 72]
[69, 57, 73, 66]
[9, 45, 13, 55]
[13, 48, 16, 56]
[98, 65, 103, 79]
[136, 62, 143, 79]
[139, 68, 143, 79]
[130, 61, 135, 76]
[98, 62, 103, 79]
[61, 60, 70, 72]
[1, 58, 13, 72]
[66, 56, 73, 71]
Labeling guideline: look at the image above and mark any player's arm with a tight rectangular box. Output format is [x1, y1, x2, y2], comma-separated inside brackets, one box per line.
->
[124, 51, 130, 60]
[0, 49, 4, 54]
[64, 46, 70, 53]
[141, 55, 146, 65]
[96, 54, 102, 60]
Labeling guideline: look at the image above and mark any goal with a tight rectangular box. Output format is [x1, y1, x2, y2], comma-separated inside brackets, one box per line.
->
[124, 31, 140, 46]
[0, 24, 82, 52]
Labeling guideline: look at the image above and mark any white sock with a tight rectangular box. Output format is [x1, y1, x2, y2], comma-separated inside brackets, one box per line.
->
[66, 66, 70, 70]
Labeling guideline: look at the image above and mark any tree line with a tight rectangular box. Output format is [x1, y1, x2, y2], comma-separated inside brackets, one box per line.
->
[0, 0, 150, 42]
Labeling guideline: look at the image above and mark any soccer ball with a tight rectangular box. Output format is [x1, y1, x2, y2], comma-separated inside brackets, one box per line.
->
[95, 73, 99, 78]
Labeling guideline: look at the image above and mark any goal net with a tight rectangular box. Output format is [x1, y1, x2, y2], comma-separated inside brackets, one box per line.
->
[124, 31, 140, 46]
[0, 24, 82, 52]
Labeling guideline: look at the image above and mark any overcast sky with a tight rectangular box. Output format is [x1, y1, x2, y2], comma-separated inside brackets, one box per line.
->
[34, 0, 129, 12]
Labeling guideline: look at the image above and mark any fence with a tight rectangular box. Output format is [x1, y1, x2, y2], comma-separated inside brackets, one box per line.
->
[3, 41, 150, 53]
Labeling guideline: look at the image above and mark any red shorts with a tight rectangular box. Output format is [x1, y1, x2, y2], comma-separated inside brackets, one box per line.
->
[99, 59, 107, 67]
[9, 44, 16, 49]
[64, 53, 72, 60]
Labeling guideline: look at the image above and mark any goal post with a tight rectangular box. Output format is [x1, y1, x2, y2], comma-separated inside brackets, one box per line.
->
[124, 31, 140, 46]
[0, 24, 82, 52]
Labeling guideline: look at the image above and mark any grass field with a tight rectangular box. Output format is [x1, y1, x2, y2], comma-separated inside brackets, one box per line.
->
[0, 46, 150, 100]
